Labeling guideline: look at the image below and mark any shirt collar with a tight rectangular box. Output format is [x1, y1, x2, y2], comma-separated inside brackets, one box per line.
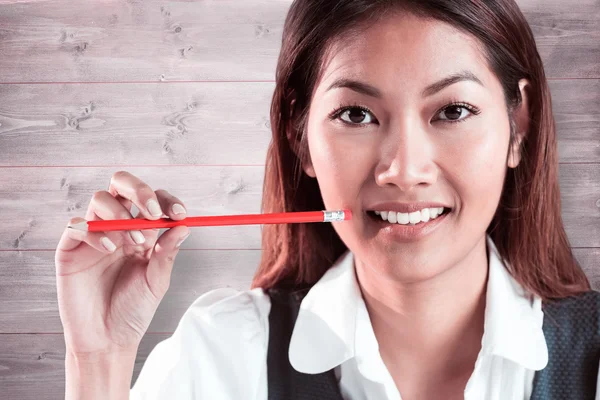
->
[288, 249, 360, 373]
[483, 235, 548, 369]
[288, 235, 548, 374]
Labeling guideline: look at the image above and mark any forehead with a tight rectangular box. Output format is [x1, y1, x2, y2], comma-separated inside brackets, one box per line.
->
[316, 13, 493, 95]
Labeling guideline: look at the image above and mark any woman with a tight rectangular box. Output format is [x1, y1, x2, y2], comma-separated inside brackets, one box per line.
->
[56, 0, 599, 399]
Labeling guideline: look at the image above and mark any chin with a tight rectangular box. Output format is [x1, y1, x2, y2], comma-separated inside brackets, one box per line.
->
[359, 245, 451, 283]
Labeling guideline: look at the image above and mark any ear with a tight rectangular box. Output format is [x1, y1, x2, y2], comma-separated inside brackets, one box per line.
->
[286, 98, 317, 178]
[303, 157, 316, 178]
[507, 79, 531, 169]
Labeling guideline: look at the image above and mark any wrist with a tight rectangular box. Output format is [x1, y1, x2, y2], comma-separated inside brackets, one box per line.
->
[65, 349, 137, 400]
[67, 347, 138, 364]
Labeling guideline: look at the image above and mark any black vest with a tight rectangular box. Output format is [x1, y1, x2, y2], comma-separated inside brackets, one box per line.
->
[266, 289, 600, 400]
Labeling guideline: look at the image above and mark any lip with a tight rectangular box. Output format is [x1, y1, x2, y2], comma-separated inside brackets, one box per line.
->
[365, 208, 450, 242]
[365, 201, 452, 214]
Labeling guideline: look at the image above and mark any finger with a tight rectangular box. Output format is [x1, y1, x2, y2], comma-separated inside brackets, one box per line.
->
[115, 195, 134, 215]
[56, 219, 124, 277]
[85, 191, 118, 222]
[87, 191, 147, 246]
[87, 190, 133, 221]
[107, 171, 164, 220]
[155, 189, 188, 221]
[104, 175, 136, 217]
[58, 217, 120, 255]
[126, 209, 161, 248]
[57, 217, 88, 253]
[145, 225, 190, 300]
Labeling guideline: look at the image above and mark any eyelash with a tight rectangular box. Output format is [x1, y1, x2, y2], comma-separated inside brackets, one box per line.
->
[327, 101, 481, 127]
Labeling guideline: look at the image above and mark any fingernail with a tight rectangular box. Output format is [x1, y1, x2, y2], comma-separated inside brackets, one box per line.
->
[130, 230, 146, 244]
[101, 237, 116, 252]
[146, 199, 162, 217]
[176, 233, 190, 248]
[172, 203, 186, 215]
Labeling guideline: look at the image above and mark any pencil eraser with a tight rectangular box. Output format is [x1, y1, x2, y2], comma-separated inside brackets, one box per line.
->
[344, 210, 352, 220]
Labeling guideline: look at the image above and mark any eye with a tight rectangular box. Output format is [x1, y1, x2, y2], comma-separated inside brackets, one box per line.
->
[434, 102, 480, 124]
[330, 103, 377, 126]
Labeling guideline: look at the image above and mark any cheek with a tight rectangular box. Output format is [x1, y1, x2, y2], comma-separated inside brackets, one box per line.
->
[307, 131, 370, 206]
[460, 129, 507, 173]
[443, 124, 509, 212]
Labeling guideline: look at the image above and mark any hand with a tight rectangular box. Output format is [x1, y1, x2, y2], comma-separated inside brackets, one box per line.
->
[55, 171, 190, 356]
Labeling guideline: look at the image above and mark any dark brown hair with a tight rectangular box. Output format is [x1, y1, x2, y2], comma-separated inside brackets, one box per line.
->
[251, 0, 590, 300]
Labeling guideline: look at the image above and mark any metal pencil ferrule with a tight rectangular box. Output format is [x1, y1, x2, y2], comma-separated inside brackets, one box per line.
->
[323, 210, 345, 222]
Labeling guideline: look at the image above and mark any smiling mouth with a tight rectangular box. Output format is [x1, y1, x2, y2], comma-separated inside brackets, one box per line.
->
[366, 207, 452, 226]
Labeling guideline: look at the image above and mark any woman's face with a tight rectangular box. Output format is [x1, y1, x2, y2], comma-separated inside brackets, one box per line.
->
[302, 13, 525, 282]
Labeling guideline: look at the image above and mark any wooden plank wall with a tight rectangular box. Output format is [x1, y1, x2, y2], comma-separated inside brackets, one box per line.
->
[0, 0, 598, 398]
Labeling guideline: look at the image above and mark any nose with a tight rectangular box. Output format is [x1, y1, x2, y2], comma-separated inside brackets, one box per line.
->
[374, 122, 437, 191]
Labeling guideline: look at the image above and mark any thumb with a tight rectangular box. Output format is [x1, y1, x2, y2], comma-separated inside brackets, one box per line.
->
[145, 226, 190, 300]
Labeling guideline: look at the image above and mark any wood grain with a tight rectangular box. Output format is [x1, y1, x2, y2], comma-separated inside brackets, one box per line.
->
[552, 80, 600, 163]
[0, 332, 167, 400]
[0, 1, 599, 82]
[574, 248, 600, 291]
[0, 82, 274, 166]
[0, 79, 597, 166]
[0, 0, 288, 82]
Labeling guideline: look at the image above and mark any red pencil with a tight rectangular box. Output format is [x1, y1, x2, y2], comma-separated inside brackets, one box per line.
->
[68, 210, 352, 232]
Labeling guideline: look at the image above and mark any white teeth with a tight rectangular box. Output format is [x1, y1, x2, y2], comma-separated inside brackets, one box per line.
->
[388, 211, 397, 223]
[420, 208, 430, 222]
[397, 212, 410, 224]
[408, 211, 421, 224]
[373, 207, 447, 225]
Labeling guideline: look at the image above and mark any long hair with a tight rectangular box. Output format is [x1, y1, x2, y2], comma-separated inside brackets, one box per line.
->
[251, 0, 591, 300]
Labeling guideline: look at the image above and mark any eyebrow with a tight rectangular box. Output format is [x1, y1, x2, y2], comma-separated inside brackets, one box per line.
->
[325, 70, 484, 98]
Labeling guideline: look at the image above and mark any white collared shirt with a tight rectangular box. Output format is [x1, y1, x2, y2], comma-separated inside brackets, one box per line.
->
[130, 236, 600, 399]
